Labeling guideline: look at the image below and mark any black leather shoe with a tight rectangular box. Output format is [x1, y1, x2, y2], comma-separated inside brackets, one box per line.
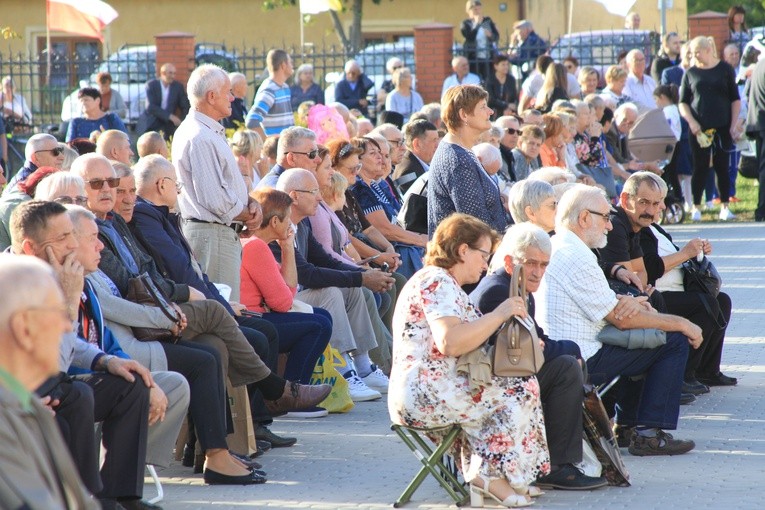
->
[230, 450, 262, 470]
[256, 439, 272, 452]
[682, 379, 710, 395]
[697, 372, 738, 386]
[535, 464, 608, 490]
[256, 425, 297, 448]
[680, 392, 696, 405]
[181, 444, 195, 468]
[203, 467, 267, 485]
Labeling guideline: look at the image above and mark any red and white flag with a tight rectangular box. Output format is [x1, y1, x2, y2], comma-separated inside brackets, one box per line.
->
[46, 0, 118, 41]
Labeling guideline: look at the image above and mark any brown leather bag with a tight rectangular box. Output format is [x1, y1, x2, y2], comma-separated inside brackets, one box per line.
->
[493, 266, 545, 377]
[125, 273, 181, 344]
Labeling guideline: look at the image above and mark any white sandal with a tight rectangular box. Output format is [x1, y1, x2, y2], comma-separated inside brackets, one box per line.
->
[469, 476, 534, 508]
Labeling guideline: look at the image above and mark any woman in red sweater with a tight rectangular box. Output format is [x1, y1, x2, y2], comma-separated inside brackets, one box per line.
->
[240, 188, 333, 418]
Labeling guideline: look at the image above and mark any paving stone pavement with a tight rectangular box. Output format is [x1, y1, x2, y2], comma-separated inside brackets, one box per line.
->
[150, 222, 765, 510]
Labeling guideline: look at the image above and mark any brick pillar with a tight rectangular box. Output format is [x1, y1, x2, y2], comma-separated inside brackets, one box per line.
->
[154, 31, 196, 87]
[414, 23, 454, 104]
[688, 11, 728, 58]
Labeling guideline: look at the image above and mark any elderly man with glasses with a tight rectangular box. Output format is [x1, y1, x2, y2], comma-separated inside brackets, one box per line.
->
[257, 126, 321, 190]
[470, 222, 607, 491]
[3, 134, 65, 197]
[536, 184, 703, 457]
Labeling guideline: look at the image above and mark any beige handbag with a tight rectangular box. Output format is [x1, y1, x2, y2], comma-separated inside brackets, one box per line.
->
[492, 266, 545, 377]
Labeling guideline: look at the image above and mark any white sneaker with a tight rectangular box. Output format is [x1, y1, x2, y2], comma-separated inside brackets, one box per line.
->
[719, 208, 736, 221]
[361, 365, 389, 394]
[345, 370, 382, 402]
[691, 209, 702, 222]
[704, 200, 714, 210]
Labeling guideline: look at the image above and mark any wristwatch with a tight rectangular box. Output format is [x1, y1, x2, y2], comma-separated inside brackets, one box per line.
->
[101, 354, 116, 371]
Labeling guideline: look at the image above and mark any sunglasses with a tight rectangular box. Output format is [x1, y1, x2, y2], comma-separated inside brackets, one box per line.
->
[35, 147, 65, 157]
[54, 195, 88, 206]
[505, 128, 519, 135]
[85, 177, 120, 190]
[289, 149, 319, 160]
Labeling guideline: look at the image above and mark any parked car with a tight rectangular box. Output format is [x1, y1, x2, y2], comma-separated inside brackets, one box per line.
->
[549, 29, 659, 85]
[60, 43, 238, 123]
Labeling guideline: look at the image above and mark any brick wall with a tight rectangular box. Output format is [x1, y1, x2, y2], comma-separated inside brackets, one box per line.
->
[687, 11, 728, 58]
[155, 31, 196, 86]
[414, 23, 454, 104]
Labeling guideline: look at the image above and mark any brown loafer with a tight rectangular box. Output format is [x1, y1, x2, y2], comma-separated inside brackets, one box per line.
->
[264, 381, 331, 415]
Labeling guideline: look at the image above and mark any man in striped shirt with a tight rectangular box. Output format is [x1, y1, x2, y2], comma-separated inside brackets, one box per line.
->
[246, 49, 295, 139]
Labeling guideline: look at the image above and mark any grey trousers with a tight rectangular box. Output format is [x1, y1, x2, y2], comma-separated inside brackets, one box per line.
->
[361, 287, 393, 374]
[178, 299, 271, 386]
[297, 286, 377, 355]
[182, 220, 243, 302]
[146, 371, 190, 467]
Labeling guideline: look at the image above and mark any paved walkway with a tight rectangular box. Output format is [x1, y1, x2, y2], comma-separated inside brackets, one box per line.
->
[152, 222, 765, 509]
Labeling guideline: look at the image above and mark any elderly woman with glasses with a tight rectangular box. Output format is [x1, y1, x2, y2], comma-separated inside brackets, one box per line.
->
[389, 213, 549, 508]
[508, 178, 557, 233]
[350, 137, 427, 278]
[290, 63, 325, 111]
[328, 138, 402, 274]
[1, 76, 32, 127]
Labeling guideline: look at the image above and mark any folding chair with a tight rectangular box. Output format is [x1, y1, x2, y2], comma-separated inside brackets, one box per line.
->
[390, 423, 469, 508]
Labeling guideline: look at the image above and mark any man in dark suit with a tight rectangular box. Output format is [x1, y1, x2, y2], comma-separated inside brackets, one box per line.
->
[746, 56, 765, 221]
[137, 63, 190, 140]
[335, 60, 374, 115]
[470, 223, 607, 491]
[392, 119, 438, 194]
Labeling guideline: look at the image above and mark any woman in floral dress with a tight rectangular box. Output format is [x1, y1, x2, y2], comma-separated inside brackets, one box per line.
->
[389, 213, 549, 508]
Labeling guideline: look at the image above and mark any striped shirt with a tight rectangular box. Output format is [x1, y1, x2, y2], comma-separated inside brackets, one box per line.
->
[245, 78, 294, 135]
[172, 110, 249, 224]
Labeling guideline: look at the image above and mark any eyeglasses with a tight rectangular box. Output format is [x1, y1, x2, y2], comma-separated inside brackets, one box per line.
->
[35, 147, 64, 157]
[340, 162, 362, 172]
[85, 177, 120, 190]
[587, 209, 615, 222]
[295, 188, 321, 196]
[392, 65, 403, 71]
[54, 195, 88, 206]
[289, 149, 319, 160]
[386, 138, 405, 147]
[20, 306, 71, 323]
[158, 176, 184, 192]
[471, 247, 492, 263]
[505, 128, 519, 135]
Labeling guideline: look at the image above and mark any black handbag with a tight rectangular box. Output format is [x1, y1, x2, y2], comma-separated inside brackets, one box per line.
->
[682, 256, 722, 296]
[683, 257, 727, 330]
[738, 153, 758, 179]
[125, 273, 182, 343]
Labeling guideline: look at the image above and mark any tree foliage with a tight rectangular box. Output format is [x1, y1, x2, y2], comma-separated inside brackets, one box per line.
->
[262, 0, 390, 55]
[687, 0, 765, 28]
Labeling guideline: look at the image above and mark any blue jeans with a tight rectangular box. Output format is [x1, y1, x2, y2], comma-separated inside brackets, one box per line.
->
[586, 332, 688, 430]
[263, 308, 332, 384]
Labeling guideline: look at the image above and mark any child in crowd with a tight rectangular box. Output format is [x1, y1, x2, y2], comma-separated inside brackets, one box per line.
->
[654, 84, 693, 210]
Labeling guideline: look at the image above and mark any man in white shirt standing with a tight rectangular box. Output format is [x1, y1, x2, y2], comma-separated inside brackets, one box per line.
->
[536, 184, 702, 457]
[173, 64, 262, 302]
[624, 50, 657, 110]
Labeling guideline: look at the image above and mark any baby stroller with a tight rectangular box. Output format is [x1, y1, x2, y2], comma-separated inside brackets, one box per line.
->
[660, 179, 686, 224]
[627, 109, 685, 224]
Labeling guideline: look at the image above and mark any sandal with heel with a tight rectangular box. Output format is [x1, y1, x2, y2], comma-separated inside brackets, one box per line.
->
[469, 476, 534, 508]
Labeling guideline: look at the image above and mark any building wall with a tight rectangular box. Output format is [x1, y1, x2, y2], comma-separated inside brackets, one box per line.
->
[3, 0, 687, 57]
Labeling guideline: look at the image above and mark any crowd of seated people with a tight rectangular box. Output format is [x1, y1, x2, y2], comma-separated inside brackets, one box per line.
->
[0, 23, 747, 507]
